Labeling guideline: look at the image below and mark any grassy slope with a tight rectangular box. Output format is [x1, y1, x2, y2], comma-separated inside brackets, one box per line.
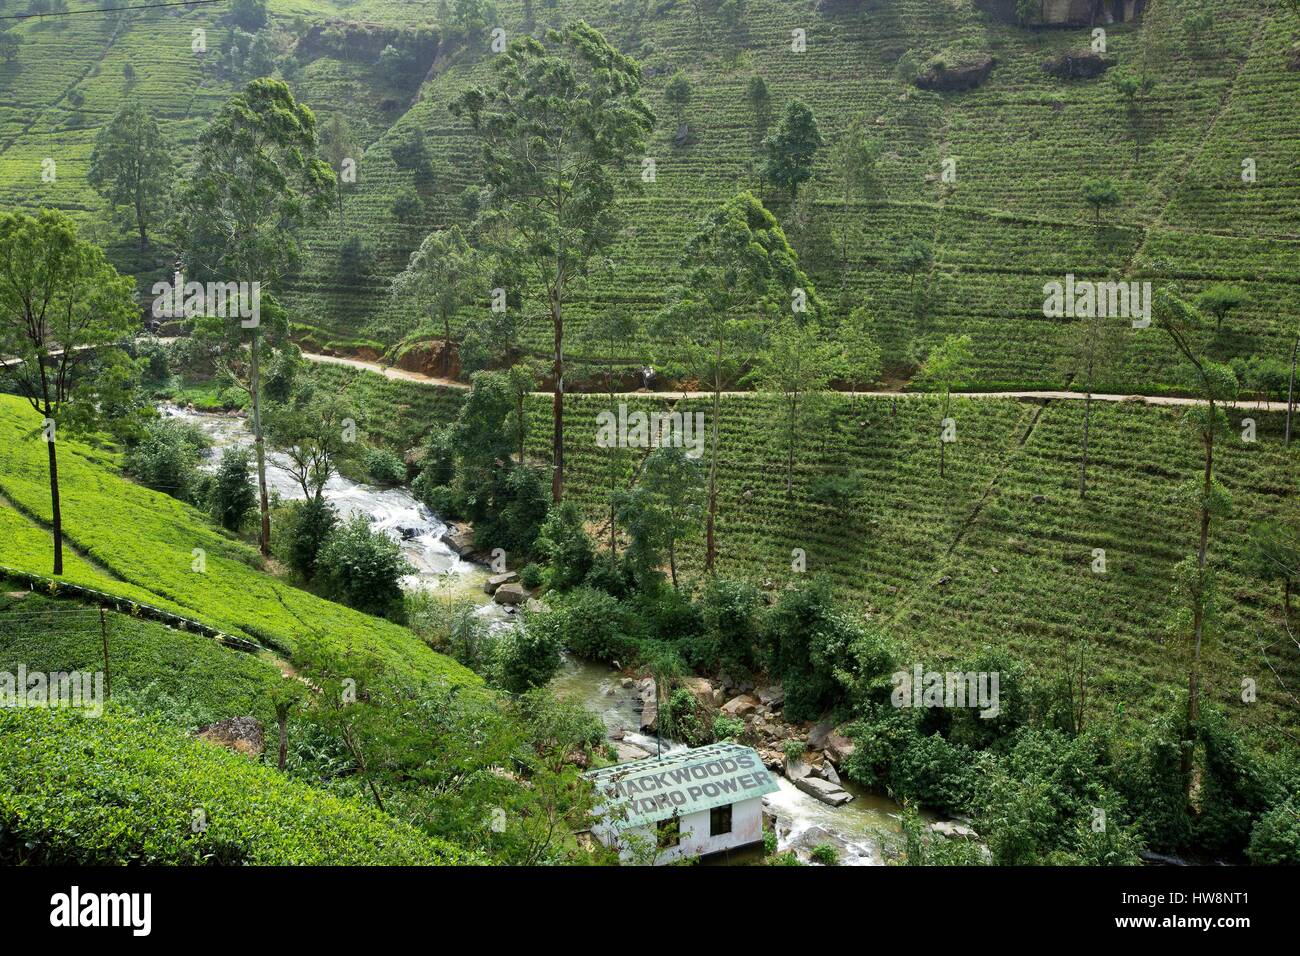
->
[0, 395, 477, 686]
[302, 360, 1300, 741]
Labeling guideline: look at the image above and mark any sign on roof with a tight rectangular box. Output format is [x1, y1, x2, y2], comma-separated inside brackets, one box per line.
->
[585, 743, 778, 829]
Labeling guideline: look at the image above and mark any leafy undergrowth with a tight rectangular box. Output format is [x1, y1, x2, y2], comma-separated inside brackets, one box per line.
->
[0, 395, 477, 687]
[0, 707, 481, 865]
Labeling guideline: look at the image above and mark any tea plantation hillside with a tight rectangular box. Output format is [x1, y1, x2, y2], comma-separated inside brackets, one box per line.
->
[0, 706, 481, 865]
[302, 360, 1300, 743]
[2, 0, 1296, 391]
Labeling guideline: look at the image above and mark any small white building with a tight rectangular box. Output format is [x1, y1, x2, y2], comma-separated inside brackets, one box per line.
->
[585, 743, 778, 865]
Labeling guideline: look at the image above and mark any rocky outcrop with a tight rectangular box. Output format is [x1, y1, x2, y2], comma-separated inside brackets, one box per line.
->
[1042, 50, 1113, 80]
[930, 820, 981, 841]
[914, 55, 996, 92]
[638, 678, 658, 733]
[484, 571, 519, 595]
[443, 523, 475, 556]
[197, 717, 264, 758]
[493, 583, 526, 606]
[825, 727, 856, 767]
[977, 0, 1145, 27]
[795, 775, 854, 807]
[720, 694, 759, 718]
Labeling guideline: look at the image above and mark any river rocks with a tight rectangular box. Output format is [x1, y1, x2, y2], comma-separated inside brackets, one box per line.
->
[639, 679, 658, 733]
[444, 523, 476, 556]
[720, 694, 759, 718]
[755, 684, 784, 709]
[484, 570, 519, 595]
[930, 820, 981, 841]
[784, 753, 815, 782]
[197, 716, 264, 758]
[795, 775, 854, 807]
[825, 728, 856, 767]
[808, 718, 836, 750]
[614, 741, 652, 762]
[524, 597, 547, 614]
[680, 676, 722, 708]
[493, 583, 526, 605]
[819, 761, 842, 786]
[914, 55, 995, 92]
[1042, 50, 1113, 80]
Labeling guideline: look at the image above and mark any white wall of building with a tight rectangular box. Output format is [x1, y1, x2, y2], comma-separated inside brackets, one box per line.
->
[599, 797, 765, 865]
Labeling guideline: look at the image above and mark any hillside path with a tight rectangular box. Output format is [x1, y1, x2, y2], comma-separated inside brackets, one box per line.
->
[298, 351, 1295, 412]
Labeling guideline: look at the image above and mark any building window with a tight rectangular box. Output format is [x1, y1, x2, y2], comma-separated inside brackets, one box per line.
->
[710, 804, 732, 837]
[656, 816, 680, 849]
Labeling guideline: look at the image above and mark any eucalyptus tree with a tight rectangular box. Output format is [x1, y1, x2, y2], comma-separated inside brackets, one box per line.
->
[830, 116, 883, 293]
[617, 446, 705, 591]
[0, 210, 138, 574]
[1195, 284, 1247, 334]
[1058, 303, 1126, 498]
[749, 319, 840, 498]
[580, 309, 640, 557]
[87, 103, 174, 250]
[762, 99, 824, 203]
[322, 112, 360, 235]
[656, 191, 820, 572]
[450, 21, 655, 503]
[391, 226, 489, 376]
[265, 382, 357, 502]
[173, 78, 334, 555]
[921, 333, 973, 479]
[1155, 286, 1239, 789]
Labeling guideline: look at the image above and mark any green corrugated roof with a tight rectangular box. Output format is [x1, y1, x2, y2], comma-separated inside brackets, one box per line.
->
[585, 743, 778, 829]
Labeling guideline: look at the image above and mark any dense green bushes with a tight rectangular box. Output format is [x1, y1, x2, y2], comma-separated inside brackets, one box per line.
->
[0, 708, 478, 865]
[316, 515, 410, 621]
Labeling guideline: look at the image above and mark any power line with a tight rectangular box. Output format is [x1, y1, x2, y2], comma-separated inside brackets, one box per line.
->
[0, 0, 229, 23]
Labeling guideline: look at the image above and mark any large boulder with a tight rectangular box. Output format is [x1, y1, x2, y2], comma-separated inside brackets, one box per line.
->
[680, 676, 721, 708]
[825, 727, 857, 767]
[795, 775, 854, 807]
[784, 753, 815, 782]
[1042, 50, 1113, 80]
[639, 680, 658, 733]
[197, 716, 264, 759]
[914, 55, 995, 92]
[444, 523, 476, 556]
[720, 694, 760, 718]
[484, 570, 519, 595]
[493, 583, 526, 606]
[755, 684, 785, 709]
[930, 821, 981, 841]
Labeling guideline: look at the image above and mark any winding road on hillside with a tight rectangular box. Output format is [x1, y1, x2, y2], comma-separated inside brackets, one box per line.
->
[298, 350, 1297, 413]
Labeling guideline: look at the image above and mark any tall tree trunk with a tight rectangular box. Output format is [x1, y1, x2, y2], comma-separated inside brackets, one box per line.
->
[250, 330, 271, 556]
[1183, 414, 1214, 788]
[1286, 336, 1297, 448]
[443, 309, 452, 377]
[1079, 390, 1093, 499]
[46, 412, 63, 576]
[705, 356, 722, 575]
[669, 538, 678, 591]
[608, 372, 617, 558]
[551, 282, 564, 503]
